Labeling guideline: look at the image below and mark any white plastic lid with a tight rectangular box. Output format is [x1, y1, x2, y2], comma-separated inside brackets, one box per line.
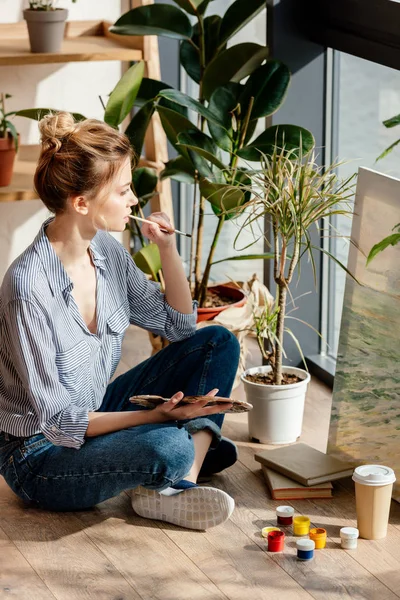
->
[340, 527, 359, 539]
[296, 539, 315, 551]
[352, 465, 396, 486]
[276, 505, 295, 517]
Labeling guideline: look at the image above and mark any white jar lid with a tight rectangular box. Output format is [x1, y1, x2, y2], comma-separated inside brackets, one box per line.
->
[276, 505, 295, 517]
[340, 527, 359, 539]
[352, 465, 396, 486]
[296, 539, 315, 551]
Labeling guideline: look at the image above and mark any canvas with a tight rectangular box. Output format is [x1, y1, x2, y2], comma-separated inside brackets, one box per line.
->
[328, 167, 400, 502]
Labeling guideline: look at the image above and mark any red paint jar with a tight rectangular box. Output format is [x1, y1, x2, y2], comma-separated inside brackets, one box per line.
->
[267, 530, 285, 552]
[276, 505, 294, 526]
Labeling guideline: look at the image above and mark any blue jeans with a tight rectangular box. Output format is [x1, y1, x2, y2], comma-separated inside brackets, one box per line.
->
[0, 326, 240, 511]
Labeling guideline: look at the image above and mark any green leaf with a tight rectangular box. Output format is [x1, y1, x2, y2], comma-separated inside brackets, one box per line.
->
[376, 138, 400, 162]
[177, 130, 226, 171]
[241, 60, 291, 119]
[366, 233, 400, 265]
[133, 243, 162, 281]
[157, 89, 227, 129]
[135, 78, 187, 117]
[199, 178, 246, 219]
[15, 108, 86, 122]
[160, 156, 195, 183]
[180, 15, 223, 83]
[104, 61, 145, 127]
[124, 100, 155, 156]
[383, 113, 400, 128]
[132, 167, 158, 208]
[110, 5, 192, 40]
[218, 0, 266, 48]
[314, 246, 361, 285]
[157, 105, 201, 159]
[202, 43, 268, 100]
[237, 124, 315, 161]
[212, 252, 274, 265]
[208, 82, 242, 152]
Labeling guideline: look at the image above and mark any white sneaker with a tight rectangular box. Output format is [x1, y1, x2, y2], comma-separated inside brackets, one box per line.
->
[131, 485, 235, 530]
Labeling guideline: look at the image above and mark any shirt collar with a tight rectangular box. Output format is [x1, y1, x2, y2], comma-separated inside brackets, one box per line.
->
[33, 217, 106, 297]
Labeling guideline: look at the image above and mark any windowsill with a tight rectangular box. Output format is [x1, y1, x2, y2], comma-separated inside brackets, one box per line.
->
[304, 354, 336, 388]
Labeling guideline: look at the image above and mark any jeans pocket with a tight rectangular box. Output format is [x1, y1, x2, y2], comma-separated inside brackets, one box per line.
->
[20, 434, 52, 464]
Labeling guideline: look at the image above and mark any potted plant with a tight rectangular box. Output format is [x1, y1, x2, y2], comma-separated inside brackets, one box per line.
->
[109, 0, 315, 318]
[0, 93, 19, 187]
[23, 0, 77, 54]
[230, 145, 357, 444]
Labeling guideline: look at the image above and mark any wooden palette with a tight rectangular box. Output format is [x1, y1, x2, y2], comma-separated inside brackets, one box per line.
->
[129, 395, 253, 413]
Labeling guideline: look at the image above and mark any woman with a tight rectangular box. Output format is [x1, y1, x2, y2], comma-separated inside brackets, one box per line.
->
[0, 112, 240, 530]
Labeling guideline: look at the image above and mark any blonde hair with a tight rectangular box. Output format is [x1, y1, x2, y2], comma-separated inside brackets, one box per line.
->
[34, 111, 136, 213]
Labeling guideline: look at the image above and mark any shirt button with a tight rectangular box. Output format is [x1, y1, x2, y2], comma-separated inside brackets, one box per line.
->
[51, 426, 57, 432]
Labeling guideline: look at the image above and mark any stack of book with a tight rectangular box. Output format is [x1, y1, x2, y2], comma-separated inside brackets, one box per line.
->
[254, 443, 355, 500]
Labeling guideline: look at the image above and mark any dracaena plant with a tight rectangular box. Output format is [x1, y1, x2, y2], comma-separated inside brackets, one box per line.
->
[0, 93, 19, 152]
[233, 145, 357, 384]
[109, 0, 315, 306]
[28, 0, 77, 9]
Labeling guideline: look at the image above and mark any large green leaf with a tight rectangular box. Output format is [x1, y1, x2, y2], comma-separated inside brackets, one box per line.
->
[160, 156, 196, 183]
[133, 243, 162, 281]
[202, 43, 268, 100]
[218, 0, 266, 48]
[132, 167, 158, 208]
[136, 78, 187, 117]
[157, 89, 227, 130]
[367, 233, 400, 265]
[212, 252, 274, 265]
[237, 124, 315, 161]
[110, 5, 192, 41]
[157, 105, 200, 159]
[241, 60, 290, 119]
[104, 61, 145, 127]
[177, 131, 226, 173]
[208, 82, 243, 152]
[124, 100, 155, 156]
[180, 15, 223, 84]
[15, 108, 86, 121]
[199, 178, 247, 219]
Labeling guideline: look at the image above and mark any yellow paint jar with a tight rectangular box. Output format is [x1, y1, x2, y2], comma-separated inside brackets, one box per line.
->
[293, 516, 310, 536]
[261, 526, 281, 538]
[309, 527, 327, 549]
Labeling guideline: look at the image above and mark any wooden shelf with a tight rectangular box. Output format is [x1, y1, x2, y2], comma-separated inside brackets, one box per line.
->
[0, 145, 163, 203]
[0, 20, 143, 66]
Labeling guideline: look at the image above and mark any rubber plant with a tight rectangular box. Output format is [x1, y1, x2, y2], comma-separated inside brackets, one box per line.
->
[109, 0, 315, 306]
[234, 145, 357, 384]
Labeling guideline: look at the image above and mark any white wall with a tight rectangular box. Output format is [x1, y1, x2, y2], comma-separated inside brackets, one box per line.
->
[0, 0, 127, 280]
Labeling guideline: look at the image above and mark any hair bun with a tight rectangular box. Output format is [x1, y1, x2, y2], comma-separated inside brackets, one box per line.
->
[38, 111, 76, 157]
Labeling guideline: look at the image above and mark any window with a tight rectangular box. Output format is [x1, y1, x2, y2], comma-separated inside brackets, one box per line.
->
[324, 49, 400, 358]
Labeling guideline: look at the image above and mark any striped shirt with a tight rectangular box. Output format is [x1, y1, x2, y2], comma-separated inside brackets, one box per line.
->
[0, 217, 197, 449]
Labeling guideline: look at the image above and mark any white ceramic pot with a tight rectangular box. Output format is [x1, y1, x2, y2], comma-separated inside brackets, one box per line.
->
[241, 365, 311, 444]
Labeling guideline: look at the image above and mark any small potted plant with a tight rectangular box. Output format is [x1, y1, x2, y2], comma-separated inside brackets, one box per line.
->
[235, 145, 357, 444]
[0, 93, 19, 187]
[23, 0, 77, 53]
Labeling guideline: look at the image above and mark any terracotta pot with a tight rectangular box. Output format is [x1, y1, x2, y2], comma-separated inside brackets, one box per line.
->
[23, 8, 68, 53]
[0, 134, 19, 187]
[196, 283, 246, 323]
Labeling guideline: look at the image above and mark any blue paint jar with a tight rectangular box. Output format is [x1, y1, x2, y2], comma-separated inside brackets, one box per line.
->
[296, 538, 315, 560]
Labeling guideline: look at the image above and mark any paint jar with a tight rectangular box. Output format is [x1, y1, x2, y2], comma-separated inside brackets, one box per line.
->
[268, 530, 285, 552]
[276, 505, 294, 526]
[293, 516, 311, 536]
[261, 526, 281, 538]
[309, 528, 327, 549]
[296, 538, 315, 560]
[340, 527, 359, 549]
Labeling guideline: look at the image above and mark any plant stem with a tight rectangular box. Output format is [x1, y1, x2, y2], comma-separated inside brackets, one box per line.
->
[274, 283, 287, 385]
[198, 215, 225, 306]
[188, 172, 199, 291]
[194, 194, 205, 298]
[0, 93, 6, 138]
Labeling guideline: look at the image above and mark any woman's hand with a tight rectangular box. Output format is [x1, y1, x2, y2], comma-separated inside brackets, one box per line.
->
[154, 388, 232, 422]
[141, 212, 176, 249]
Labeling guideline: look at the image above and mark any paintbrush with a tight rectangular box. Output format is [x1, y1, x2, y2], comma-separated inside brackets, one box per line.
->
[128, 214, 192, 238]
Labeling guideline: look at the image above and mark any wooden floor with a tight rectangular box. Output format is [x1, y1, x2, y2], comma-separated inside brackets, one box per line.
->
[1, 326, 400, 600]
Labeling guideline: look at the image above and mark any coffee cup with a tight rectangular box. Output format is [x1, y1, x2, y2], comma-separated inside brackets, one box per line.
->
[352, 465, 396, 539]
